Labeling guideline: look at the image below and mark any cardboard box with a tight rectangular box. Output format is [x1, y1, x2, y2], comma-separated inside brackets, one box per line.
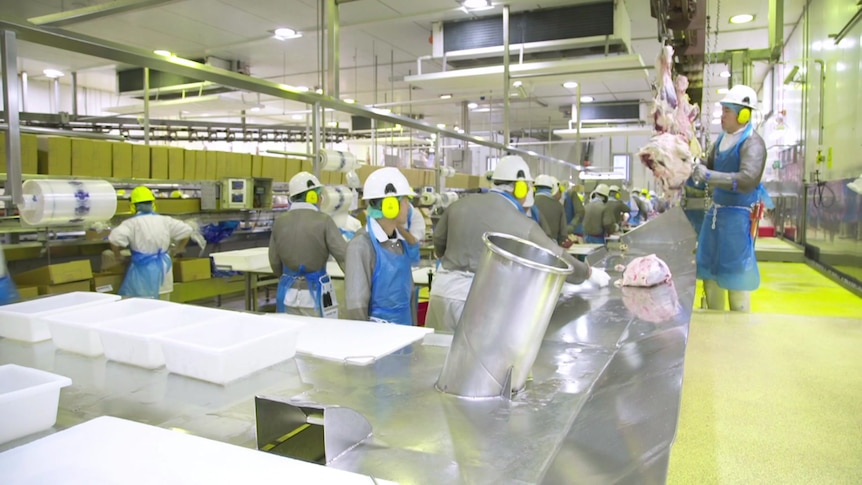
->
[14, 260, 93, 286]
[467, 175, 481, 189]
[216, 151, 230, 179]
[168, 147, 185, 179]
[301, 160, 312, 173]
[37, 136, 72, 175]
[236, 153, 252, 177]
[356, 164, 382, 184]
[205, 151, 218, 180]
[183, 149, 196, 180]
[173, 258, 212, 283]
[71, 138, 95, 176]
[252, 155, 264, 178]
[92, 140, 113, 177]
[116, 198, 201, 215]
[150, 146, 169, 179]
[111, 142, 132, 178]
[91, 272, 126, 294]
[0, 133, 38, 174]
[195, 151, 208, 180]
[285, 158, 302, 181]
[131, 144, 151, 179]
[447, 173, 469, 189]
[40, 280, 92, 295]
[17, 286, 40, 300]
[262, 156, 286, 182]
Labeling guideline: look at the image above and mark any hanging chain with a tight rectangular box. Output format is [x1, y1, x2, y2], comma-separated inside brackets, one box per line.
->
[703, 0, 722, 151]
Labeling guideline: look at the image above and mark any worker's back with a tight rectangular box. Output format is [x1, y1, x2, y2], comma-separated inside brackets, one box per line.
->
[534, 194, 566, 242]
[269, 207, 347, 274]
[109, 214, 192, 254]
[582, 199, 607, 237]
[434, 192, 546, 273]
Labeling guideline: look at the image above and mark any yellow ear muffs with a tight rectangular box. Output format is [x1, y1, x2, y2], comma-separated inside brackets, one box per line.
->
[513, 179, 528, 199]
[305, 189, 319, 205]
[381, 196, 400, 219]
[737, 107, 751, 124]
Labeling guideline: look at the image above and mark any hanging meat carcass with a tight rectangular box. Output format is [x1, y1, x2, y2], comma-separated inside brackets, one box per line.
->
[638, 45, 701, 200]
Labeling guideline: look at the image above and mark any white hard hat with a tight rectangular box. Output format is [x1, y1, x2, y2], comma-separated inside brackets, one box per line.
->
[593, 183, 610, 198]
[534, 174, 559, 189]
[609, 184, 621, 193]
[720, 84, 758, 109]
[362, 167, 415, 200]
[289, 172, 322, 197]
[493, 155, 533, 182]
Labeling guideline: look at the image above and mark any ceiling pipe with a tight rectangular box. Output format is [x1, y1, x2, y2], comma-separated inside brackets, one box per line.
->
[28, 0, 179, 27]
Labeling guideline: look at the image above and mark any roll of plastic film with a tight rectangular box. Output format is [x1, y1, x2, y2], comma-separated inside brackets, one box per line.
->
[20, 179, 117, 226]
[320, 149, 358, 173]
[439, 192, 459, 208]
[419, 192, 437, 206]
[319, 185, 355, 214]
[439, 166, 456, 178]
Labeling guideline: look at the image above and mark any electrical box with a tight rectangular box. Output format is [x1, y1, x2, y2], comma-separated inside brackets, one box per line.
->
[222, 178, 253, 209]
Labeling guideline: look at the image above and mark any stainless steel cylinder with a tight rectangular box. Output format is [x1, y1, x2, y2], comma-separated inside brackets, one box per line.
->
[436, 232, 574, 398]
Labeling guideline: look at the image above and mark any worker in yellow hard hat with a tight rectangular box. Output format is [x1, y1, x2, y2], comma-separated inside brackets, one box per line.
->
[108, 186, 193, 299]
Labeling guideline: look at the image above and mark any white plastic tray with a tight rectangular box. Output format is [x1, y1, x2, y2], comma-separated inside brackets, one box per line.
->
[0, 416, 395, 484]
[210, 247, 271, 273]
[0, 364, 72, 445]
[0, 292, 121, 342]
[98, 304, 231, 369]
[158, 314, 306, 384]
[45, 298, 181, 357]
[266, 314, 433, 366]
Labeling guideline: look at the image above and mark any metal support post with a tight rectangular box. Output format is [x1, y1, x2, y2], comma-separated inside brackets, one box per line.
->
[1, 30, 23, 205]
[143, 67, 150, 145]
[326, 0, 340, 99]
[502, 5, 511, 147]
[19, 71, 27, 112]
[71, 71, 78, 116]
[435, 134, 444, 194]
[728, 50, 752, 87]
[312, 101, 321, 177]
[461, 100, 471, 172]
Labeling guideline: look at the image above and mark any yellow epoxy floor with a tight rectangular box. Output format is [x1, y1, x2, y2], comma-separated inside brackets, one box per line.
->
[670, 263, 862, 484]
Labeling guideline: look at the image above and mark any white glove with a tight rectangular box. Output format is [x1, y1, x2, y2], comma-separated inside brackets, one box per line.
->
[692, 163, 709, 184]
[588, 267, 611, 288]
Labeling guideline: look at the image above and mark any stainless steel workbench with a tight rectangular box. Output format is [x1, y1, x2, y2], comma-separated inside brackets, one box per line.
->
[0, 208, 696, 484]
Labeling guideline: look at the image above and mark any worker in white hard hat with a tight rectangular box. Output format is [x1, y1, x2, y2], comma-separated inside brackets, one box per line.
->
[0, 244, 18, 305]
[109, 185, 193, 299]
[563, 179, 586, 237]
[427, 155, 610, 332]
[582, 183, 616, 244]
[605, 184, 631, 229]
[345, 167, 418, 325]
[628, 187, 650, 226]
[533, 174, 568, 244]
[270, 172, 347, 317]
[691, 84, 767, 312]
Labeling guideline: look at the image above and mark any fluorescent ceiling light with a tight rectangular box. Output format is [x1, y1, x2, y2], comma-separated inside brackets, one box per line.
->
[472, 108, 491, 113]
[720, 71, 731, 78]
[440, 93, 453, 99]
[315, 88, 323, 94]
[274, 27, 302, 40]
[43, 68, 64, 78]
[343, 98, 355, 104]
[460, 0, 494, 11]
[580, 95, 594, 103]
[729, 14, 754, 24]
[326, 121, 339, 127]
[153, 49, 173, 56]
[717, 88, 729, 94]
[512, 81, 523, 88]
[291, 114, 303, 120]
[249, 106, 262, 112]
[563, 81, 578, 89]
[467, 102, 479, 109]
[436, 123, 446, 129]
[297, 86, 310, 92]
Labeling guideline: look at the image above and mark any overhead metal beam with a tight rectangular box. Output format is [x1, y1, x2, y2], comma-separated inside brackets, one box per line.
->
[0, 17, 575, 169]
[28, 0, 178, 27]
[768, 0, 784, 59]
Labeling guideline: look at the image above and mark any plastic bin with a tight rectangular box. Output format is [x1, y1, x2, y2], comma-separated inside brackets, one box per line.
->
[45, 299, 182, 357]
[98, 304, 230, 369]
[0, 364, 72, 444]
[210, 248, 270, 272]
[158, 314, 306, 384]
[0, 292, 121, 342]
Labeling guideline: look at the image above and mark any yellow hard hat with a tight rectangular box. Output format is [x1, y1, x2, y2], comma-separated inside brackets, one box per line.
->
[170, 190, 184, 199]
[130, 186, 156, 205]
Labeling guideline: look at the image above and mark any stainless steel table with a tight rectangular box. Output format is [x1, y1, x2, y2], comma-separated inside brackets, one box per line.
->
[0, 210, 695, 484]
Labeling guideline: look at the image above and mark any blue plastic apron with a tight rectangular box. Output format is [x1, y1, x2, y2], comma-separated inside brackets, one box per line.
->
[276, 264, 335, 317]
[368, 233, 414, 326]
[0, 274, 19, 306]
[340, 228, 357, 240]
[696, 124, 760, 291]
[404, 206, 421, 264]
[119, 248, 171, 298]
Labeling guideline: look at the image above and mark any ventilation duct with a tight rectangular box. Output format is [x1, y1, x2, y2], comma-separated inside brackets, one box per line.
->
[431, 1, 632, 69]
[117, 57, 249, 100]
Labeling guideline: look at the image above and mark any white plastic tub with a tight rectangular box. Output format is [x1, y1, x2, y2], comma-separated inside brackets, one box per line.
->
[210, 247, 270, 272]
[158, 314, 306, 384]
[45, 299, 182, 357]
[97, 305, 229, 369]
[0, 292, 121, 342]
[0, 364, 72, 444]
